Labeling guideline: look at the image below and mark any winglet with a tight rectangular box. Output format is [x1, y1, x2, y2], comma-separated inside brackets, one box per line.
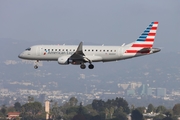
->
[75, 42, 84, 55]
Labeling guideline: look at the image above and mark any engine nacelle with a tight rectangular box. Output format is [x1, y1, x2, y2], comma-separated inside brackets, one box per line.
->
[58, 56, 71, 65]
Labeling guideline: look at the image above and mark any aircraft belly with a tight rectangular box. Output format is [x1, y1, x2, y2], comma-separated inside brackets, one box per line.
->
[101, 55, 120, 62]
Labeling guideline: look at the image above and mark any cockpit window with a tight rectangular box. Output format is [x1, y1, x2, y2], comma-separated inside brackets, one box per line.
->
[25, 48, 31, 51]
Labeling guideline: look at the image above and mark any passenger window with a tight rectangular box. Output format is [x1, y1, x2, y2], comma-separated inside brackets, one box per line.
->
[85, 49, 86, 51]
[59, 49, 61, 51]
[107, 50, 109, 52]
[111, 50, 112, 52]
[96, 50, 98, 52]
[103, 50, 105, 52]
[114, 50, 116, 52]
[48, 49, 50, 51]
[52, 49, 53, 51]
[88, 50, 90, 51]
[55, 49, 57, 51]
[92, 50, 94, 51]
[100, 50, 102, 52]
[66, 49, 68, 51]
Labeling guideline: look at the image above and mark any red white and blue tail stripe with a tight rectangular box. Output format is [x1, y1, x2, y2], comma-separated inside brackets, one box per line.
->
[124, 21, 158, 54]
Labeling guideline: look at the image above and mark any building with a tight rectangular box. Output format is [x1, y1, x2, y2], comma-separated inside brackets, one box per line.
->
[45, 100, 50, 120]
[157, 88, 166, 97]
[127, 89, 135, 96]
[147, 88, 156, 96]
[7, 112, 20, 120]
[138, 84, 148, 95]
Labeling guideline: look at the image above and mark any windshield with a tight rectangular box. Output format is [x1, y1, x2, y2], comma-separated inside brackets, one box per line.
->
[25, 48, 31, 51]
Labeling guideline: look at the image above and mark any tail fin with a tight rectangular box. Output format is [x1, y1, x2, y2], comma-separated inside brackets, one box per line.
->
[125, 21, 159, 54]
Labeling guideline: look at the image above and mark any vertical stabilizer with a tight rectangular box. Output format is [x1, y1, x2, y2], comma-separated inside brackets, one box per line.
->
[124, 21, 159, 54]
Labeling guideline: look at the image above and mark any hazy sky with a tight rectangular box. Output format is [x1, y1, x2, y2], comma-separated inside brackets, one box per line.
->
[0, 0, 180, 51]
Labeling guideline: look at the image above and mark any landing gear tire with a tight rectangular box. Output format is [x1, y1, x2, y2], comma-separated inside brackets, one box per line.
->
[88, 64, 94, 69]
[80, 64, 86, 69]
[34, 65, 38, 69]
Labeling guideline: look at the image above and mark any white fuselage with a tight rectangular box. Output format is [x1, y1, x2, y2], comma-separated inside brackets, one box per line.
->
[18, 45, 128, 62]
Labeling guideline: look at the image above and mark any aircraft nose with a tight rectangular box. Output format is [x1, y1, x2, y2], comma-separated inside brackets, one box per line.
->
[18, 53, 23, 58]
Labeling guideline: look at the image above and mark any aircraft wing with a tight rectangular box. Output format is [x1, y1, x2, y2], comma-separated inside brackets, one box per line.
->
[69, 42, 102, 63]
[69, 42, 90, 63]
[69, 42, 86, 60]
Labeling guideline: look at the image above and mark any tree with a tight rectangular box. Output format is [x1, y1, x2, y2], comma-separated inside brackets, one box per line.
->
[14, 102, 21, 112]
[105, 108, 109, 119]
[84, 104, 98, 116]
[69, 97, 78, 106]
[153, 114, 165, 120]
[164, 109, 173, 117]
[156, 105, 166, 114]
[15, 116, 21, 120]
[7, 106, 15, 112]
[112, 112, 128, 120]
[72, 114, 86, 120]
[172, 103, 180, 115]
[136, 107, 145, 114]
[114, 106, 124, 116]
[113, 97, 130, 114]
[92, 97, 130, 115]
[72, 103, 87, 120]
[51, 102, 62, 119]
[92, 99, 105, 112]
[162, 117, 174, 120]
[0, 106, 7, 119]
[78, 102, 83, 114]
[28, 96, 34, 103]
[90, 115, 103, 120]
[147, 103, 154, 113]
[131, 105, 135, 111]
[21, 101, 43, 119]
[109, 107, 114, 119]
[131, 109, 143, 120]
[66, 107, 78, 115]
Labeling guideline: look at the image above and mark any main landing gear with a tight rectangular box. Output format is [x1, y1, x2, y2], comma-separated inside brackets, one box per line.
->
[34, 60, 39, 69]
[80, 63, 94, 69]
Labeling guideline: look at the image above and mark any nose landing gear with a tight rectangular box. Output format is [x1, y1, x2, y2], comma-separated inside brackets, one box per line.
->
[34, 65, 38, 69]
[34, 60, 39, 69]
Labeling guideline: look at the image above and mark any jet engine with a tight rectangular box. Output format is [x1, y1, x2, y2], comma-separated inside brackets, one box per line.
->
[58, 56, 72, 65]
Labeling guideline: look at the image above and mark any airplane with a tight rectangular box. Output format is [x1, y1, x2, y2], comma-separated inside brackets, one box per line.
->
[18, 21, 160, 69]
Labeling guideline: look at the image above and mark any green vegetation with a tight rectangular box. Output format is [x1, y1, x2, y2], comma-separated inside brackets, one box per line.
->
[0, 96, 180, 120]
